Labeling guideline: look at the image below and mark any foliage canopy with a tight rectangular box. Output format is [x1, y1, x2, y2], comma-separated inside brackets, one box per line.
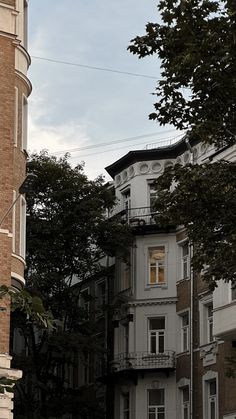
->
[128, 0, 236, 147]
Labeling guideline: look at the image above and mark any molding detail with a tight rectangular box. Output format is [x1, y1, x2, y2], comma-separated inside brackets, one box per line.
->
[128, 298, 177, 307]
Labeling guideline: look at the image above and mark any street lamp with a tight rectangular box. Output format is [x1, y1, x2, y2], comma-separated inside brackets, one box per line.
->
[0, 173, 36, 228]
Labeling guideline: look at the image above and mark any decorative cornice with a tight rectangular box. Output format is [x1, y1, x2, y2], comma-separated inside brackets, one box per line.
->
[128, 298, 177, 307]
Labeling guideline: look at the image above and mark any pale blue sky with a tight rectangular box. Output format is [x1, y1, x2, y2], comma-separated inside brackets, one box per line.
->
[28, 0, 178, 179]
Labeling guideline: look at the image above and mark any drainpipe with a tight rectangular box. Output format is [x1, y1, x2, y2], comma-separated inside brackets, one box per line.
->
[189, 243, 194, 419]
[186, 137, 194, 419]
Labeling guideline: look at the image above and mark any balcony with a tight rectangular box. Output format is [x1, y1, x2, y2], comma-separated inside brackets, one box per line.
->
[213, 303, 236, 340]
[116, 207, 158, 227]
[110, 351, 176, 374]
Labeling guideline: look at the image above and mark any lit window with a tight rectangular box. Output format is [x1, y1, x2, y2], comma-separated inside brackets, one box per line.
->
[181, 313, 189, 352]
[148, 389, 165, 419]
[148, 318, 165, 354]
[148, 247, 166, 285]
[182, 386, 190, 419]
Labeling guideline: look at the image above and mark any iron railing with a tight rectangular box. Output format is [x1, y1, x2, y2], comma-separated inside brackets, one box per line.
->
[119, 207, 158, 226]
[110, 351, 175, 372]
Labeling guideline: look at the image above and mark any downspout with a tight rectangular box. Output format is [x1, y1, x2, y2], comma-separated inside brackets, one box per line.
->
[185, 136, 194, 419]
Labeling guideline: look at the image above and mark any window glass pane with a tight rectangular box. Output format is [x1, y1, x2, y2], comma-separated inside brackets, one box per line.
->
[158, 266, 165, 283]
[150, 335, 157, 353]
[150, 266, 157, 284]
[182, 243, 189, 257]
[210, 399, 216, 419]
[183, 387, 189, 402]
[182, 313, 189, 327]
[208, 304, 213, 317]
[149, 247, 165, 262]
[159, 335, 165, 353]
[209, 381, 216, 396]
[150, 318, 165, 330]
[149, 389, 164, 406]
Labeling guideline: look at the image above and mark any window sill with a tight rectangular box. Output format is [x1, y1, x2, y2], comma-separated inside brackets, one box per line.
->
[145, 284, 168, 290]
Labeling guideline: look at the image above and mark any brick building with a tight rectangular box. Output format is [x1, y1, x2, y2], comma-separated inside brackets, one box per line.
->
[0, 1, 31, 417]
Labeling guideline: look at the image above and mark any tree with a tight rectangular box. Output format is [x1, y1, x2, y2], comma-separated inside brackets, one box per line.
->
[152, 161, 236, 290]
[12, 152, 132, 419]
[128, 0, 236, 147]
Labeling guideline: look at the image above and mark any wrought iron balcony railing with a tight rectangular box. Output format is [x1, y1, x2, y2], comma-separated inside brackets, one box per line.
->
[118, 207, 158, 227]
[110, 351, 175, 373]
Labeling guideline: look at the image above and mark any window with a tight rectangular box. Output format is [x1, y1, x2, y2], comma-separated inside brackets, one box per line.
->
[207, 380, 217, 419]
[79, 288, 90, 320]
[19, 196, 26, 258]
[181, 313, 189, 352]
[12, 190, 16, 253]
[82, 352, 92, 385]
[14, 87, 18, 145]
[96, 280, 106, 306]
[22, 95, 28, 151]
[149, 183, 158, 210]
[231, 282, 236, 301]
[182, 387, 190, 419]
[207, 304, 213, 343]
[148, 247, 166, 285]
[181, 242, 190, 279]
[123, 393, 130, 419]
[148, 389, 165, 419]
[123, 324, 129, 354]
[148, 318, 165, 354]
[23, 0, 28, 48]
[199, 297, 214, 346]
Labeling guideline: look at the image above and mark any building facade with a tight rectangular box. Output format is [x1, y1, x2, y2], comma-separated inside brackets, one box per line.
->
[0, 1, 31, 417]
[101, 139, 236, 419]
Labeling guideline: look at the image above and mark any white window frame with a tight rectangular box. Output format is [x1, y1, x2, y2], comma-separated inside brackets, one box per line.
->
[12, 190, 16, 253]
[148, 389, 165, 419]
[14, 87, 18, 146]
[199, 295, 214, 346]
[21, 94, 28, 152]
[148, 317, 165, 354]
[122, 392, 130, 419]
[181, 312, 189, 352]
[182, 386, 190, 419]
[178, 239, 190, 280]
[148, 246, 166, 286]
[19, 195, 26, 258]
[203, 371, 218, 419]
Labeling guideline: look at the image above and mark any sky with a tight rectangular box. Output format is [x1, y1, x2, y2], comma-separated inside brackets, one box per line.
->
[28, 0, 179, 180]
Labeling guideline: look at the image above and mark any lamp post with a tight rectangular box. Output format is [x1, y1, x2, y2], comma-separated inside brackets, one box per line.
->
[0, 173, 36, 228]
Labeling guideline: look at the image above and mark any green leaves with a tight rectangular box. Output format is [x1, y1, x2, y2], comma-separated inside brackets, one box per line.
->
[128, 0, 236, 147]
[153, 161, 236, 289]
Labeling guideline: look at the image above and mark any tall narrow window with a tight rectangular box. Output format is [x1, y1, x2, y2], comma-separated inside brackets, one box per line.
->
[182, 386, 190, 419]
[148, 247, 166, 285]
[20, 196, 26, 258]
[231, 282, 236, 301]
[148, 389, 165, 419]
[22, 95, 28, 151]
[148, 318, 165, 354]
[12, 190, 16, 253]
[95, 280, 107, 317]
[123, 324, 129, 355]
[23, 1, 28, 48]
[123, 392, 130, 419]
[79, 288, 90, 320]
[182, 242, 190, 279]
[14, 87, 18, 145]
[149, 183, 158, 210]
[181, 313, 189, 352]
[207, 380, 217, 419]
[207, 304, 213, 343]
